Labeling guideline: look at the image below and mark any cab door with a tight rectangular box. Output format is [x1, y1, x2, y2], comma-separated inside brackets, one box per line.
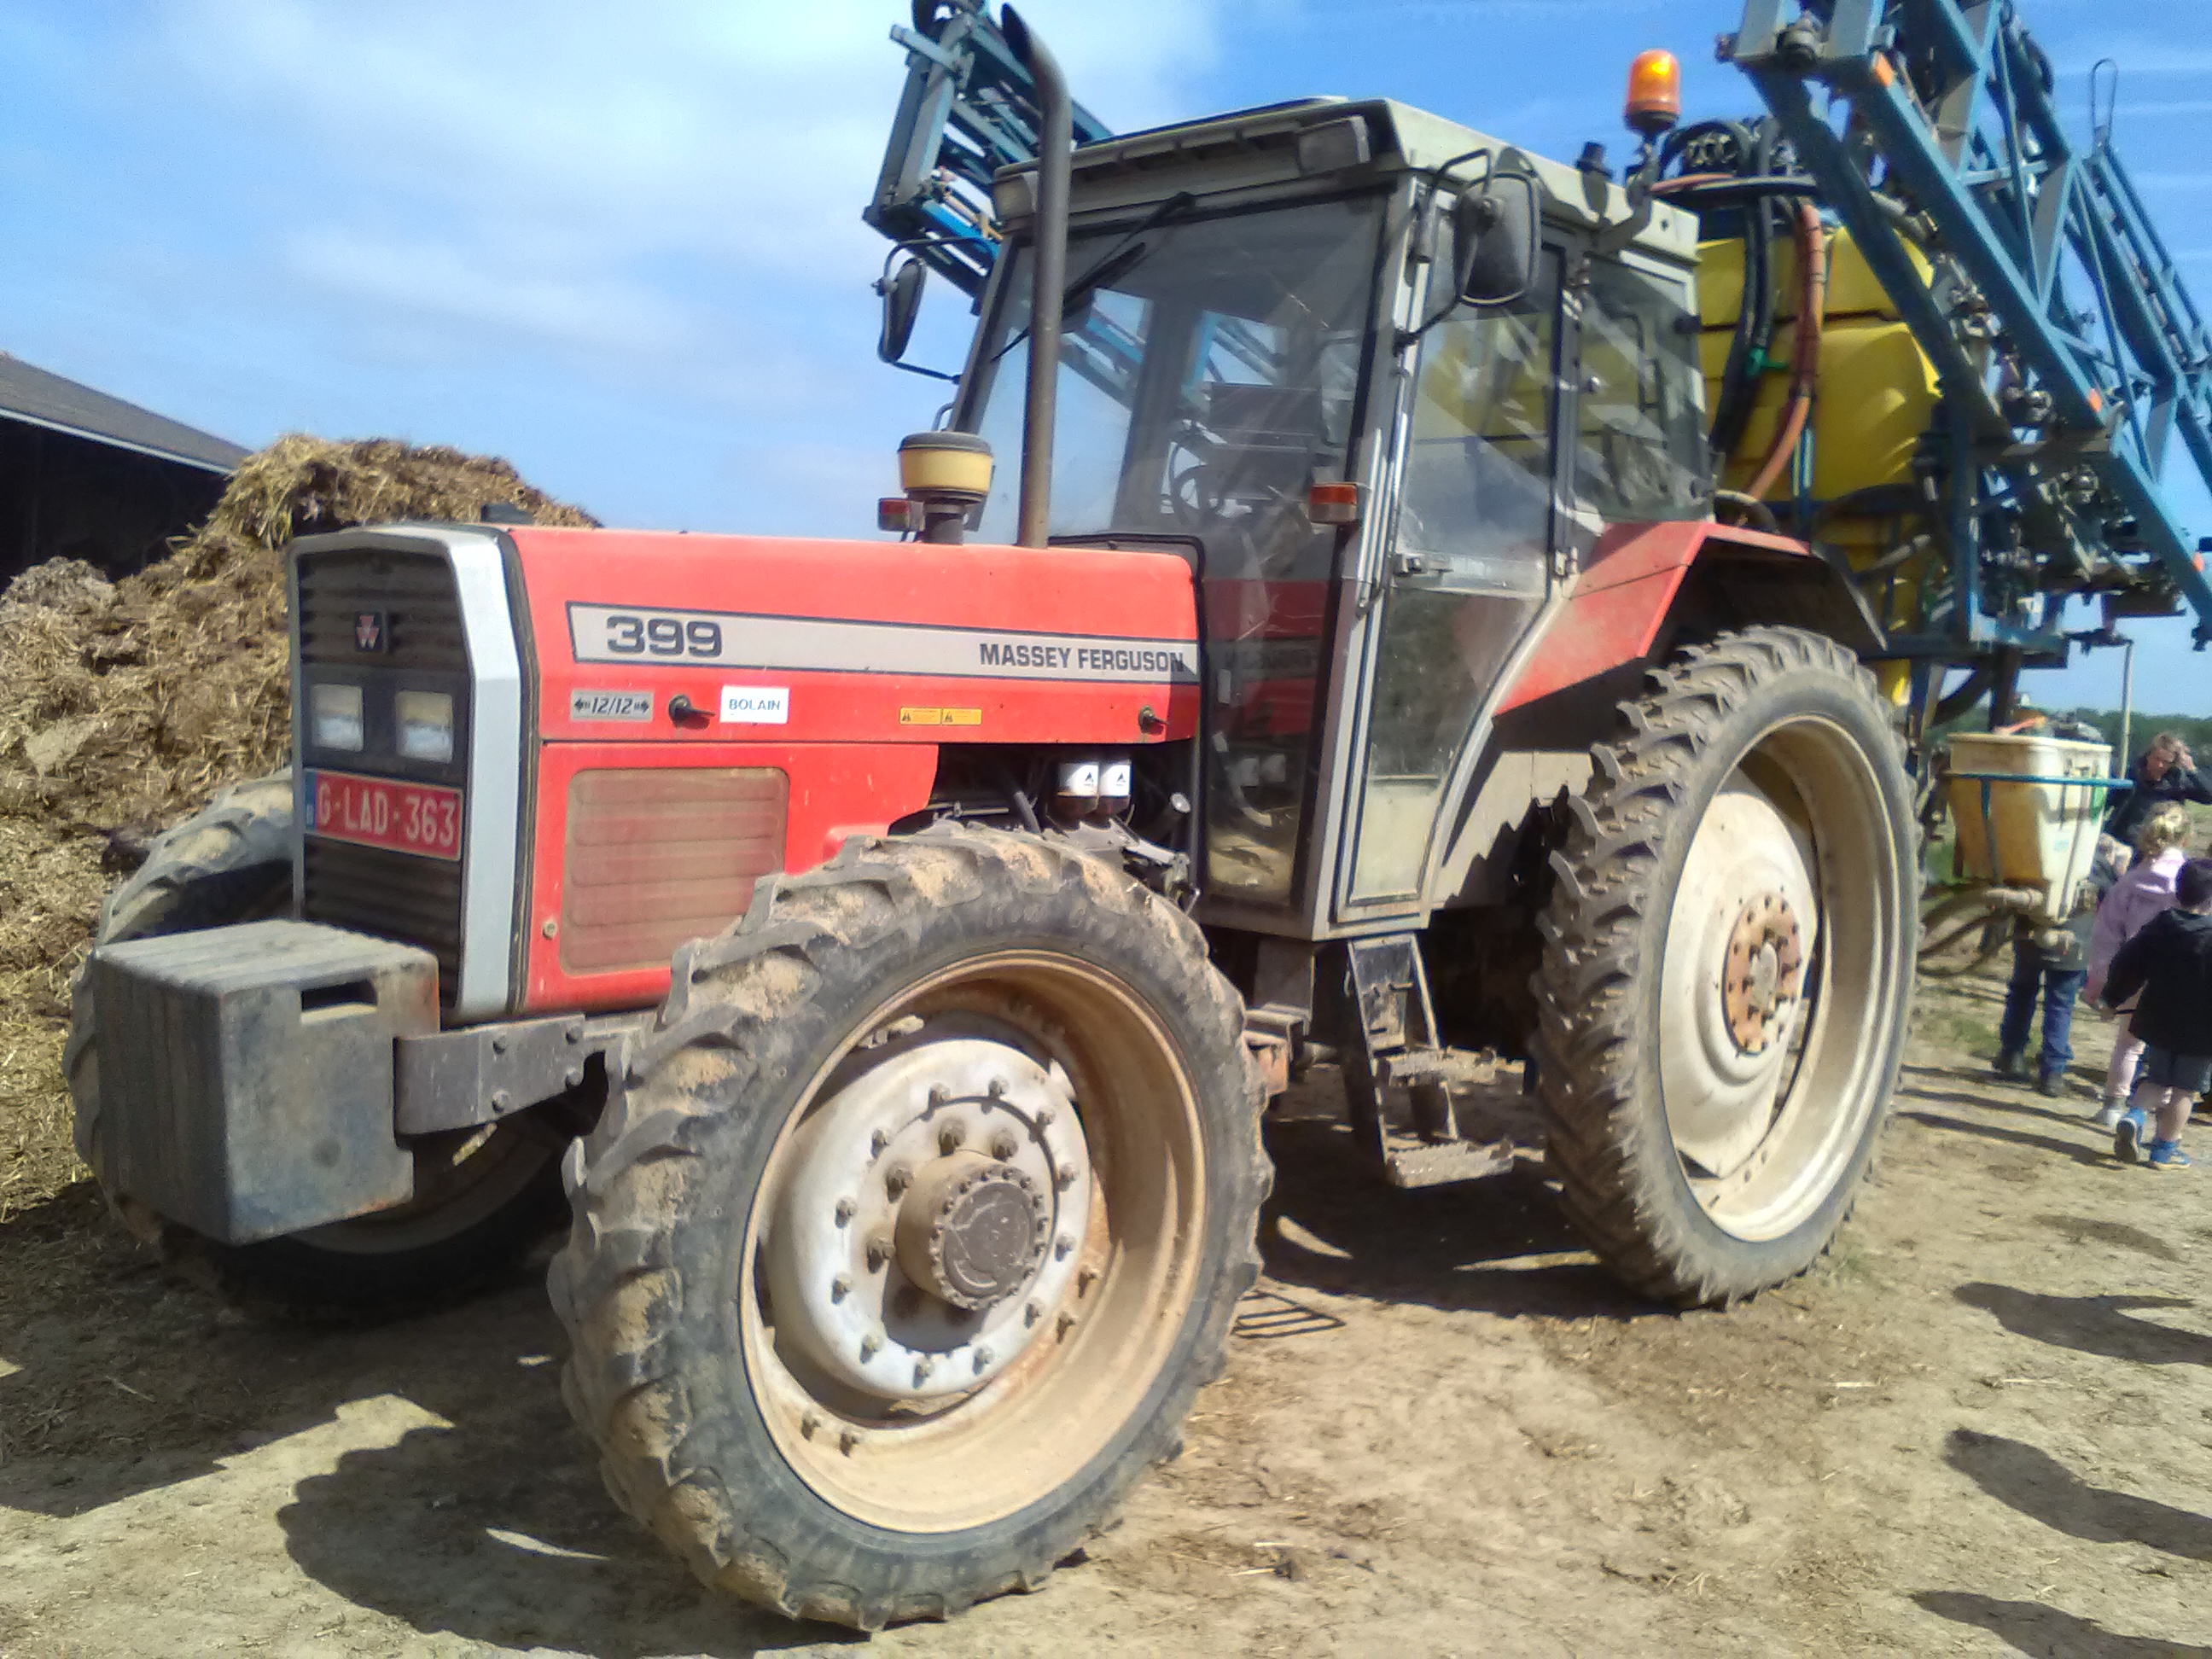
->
[1339, 253, 1563, 907]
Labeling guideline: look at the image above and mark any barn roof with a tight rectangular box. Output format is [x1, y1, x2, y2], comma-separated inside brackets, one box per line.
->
[0, 352, 247, 474]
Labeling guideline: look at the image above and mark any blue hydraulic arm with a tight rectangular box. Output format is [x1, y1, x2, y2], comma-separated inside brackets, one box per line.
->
[866, 0, 1111, 298]
[864, 4, 1270, 410]
[1727, 0, 2212, 652]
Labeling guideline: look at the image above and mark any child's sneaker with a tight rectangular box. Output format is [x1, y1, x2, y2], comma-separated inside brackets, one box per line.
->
[2093, 1097, 2128, 1131]
[2148, 1140, 2193, 1170]
[2115, 1108, 2148, 1164]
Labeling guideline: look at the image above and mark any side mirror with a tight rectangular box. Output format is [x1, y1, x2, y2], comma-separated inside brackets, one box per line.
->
[876, 257, 926, 364]
[1453, 175, 1539, 306]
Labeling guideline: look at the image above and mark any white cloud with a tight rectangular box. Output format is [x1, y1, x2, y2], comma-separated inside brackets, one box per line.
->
[145, 0, 1219, 275]
[119, 1, 1220, 393]
[283, 228, 702, 356]
[2, 2, 1228, 533]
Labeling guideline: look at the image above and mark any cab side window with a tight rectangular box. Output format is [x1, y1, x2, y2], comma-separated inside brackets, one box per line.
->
[1573, 259, 1709, 523]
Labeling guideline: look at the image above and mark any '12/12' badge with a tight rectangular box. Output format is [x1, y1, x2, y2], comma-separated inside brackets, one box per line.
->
[570, 689, 654, 722]
[354, 610, 387, 653]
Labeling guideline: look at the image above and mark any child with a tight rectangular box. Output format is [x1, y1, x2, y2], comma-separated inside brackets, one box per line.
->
[1993, 905, 2092, 1097]
[2100, 857, 2212, 1170]
[2084, 804, 2195, 1126]
[1994, 828, 2122, 1097]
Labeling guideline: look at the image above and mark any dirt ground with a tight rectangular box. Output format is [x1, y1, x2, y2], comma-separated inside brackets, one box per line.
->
[3, 968, 2209, 1657]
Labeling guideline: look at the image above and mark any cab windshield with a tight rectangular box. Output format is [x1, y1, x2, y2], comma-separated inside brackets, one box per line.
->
[961, 195, 1387, 904]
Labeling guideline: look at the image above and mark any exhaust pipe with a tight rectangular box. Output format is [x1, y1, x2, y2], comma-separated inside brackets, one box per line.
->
[1001, 6, 1069, 549]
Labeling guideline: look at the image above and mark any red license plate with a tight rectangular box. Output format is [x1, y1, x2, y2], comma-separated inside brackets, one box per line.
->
[307, 770, 463, 861]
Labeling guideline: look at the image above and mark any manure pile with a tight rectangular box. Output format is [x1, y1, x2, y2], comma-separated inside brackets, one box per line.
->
[0, 435, 594, 1219]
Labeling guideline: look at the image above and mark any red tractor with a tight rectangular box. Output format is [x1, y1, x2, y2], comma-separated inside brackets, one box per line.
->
[72, 15, 1914, 1631]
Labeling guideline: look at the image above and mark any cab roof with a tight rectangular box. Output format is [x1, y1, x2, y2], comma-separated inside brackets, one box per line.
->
[1000, 96, 1698, 268]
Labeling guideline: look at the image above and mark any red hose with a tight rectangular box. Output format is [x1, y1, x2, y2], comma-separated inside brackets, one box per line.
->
[1746, 201, 1826, 503]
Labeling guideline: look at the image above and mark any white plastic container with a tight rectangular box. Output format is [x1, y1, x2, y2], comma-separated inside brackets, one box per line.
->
[1946, 731, 2113, 920]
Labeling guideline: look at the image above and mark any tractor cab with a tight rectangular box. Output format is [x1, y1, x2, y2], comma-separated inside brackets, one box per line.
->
[951, 100, 1710, 938]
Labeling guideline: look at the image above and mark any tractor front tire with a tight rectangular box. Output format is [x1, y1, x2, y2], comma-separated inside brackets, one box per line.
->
[551, 827, 1266, 1629]
[1533, 627, 1917, 1306]
[67, 772, 566, 1319]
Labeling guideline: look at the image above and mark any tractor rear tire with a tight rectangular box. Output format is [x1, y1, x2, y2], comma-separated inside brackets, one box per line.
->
[1532, 627, 1916, 1307]
[550, 827, 1266, 1630]
[67, 772, 566, 1320]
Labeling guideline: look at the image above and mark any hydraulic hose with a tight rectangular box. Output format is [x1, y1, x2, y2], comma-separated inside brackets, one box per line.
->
[1708, 195, 1769, 458]
[1677, 122, 1777, 463]
[1745, 201, 1827, 503]
[1713, 489, 1781, 534]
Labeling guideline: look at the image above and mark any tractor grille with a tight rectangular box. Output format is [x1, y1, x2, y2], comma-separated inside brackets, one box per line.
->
[296, 549, 469, 671]
[302, 838, 465, 998]
[562, 768, 787, 973]
[296, 546, 473, 1004]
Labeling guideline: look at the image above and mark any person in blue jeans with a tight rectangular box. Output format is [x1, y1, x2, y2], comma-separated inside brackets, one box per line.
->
[1994, 911, 2091, 1097]
[2100, 857, 2212, 1170]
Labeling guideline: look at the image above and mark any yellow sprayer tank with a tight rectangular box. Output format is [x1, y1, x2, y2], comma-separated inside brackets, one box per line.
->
[1697, 229, 1943, 707]
[1945, 732, 2113, 921]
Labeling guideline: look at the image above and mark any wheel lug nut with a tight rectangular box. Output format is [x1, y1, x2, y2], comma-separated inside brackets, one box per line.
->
[1034, 1106, 1056, 1128]
[1054, 1233, 1074, 1260]
[839, 1429, 860, 1455]
[928, 1084, 952, 1108]
[973, 1344, 993, 1371]
[865, 1235, 892, 1272]
[939, 1122, 963, 1155]
[1024, 1300, 1042, 1327]
[834, 1198, 855, 1226]
[886, 1165, 911, 1198]
[1077, 1266, 1098, 1295]
[870, 1129, 889, 1156]
[990, 1132, 1018, 1161]
[1057, 1311, 1079, 1338]
[859, 1331, 882, 1361]
[800, 1411, 821, 1439]
[987, 1078, 1008, 1098]
[830, 1274, 852, 1301]
[1054, 1165, 1076, 1190]
[913, 1356, 934, 1384]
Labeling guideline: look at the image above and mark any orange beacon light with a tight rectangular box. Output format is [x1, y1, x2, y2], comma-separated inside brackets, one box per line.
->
[1626, 49, 1682, 137]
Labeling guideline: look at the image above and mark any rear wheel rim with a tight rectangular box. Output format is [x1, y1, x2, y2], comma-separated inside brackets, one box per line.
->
[742, 950, 1208, 1534]
[1658, 713, 1899, 1241]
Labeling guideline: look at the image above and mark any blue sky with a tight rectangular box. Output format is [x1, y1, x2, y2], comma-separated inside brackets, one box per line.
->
[3, 0, 2208, 715]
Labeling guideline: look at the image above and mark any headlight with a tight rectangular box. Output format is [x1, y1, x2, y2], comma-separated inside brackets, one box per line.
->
[395, 690, 455, 763]
[310, 683, 364, 751]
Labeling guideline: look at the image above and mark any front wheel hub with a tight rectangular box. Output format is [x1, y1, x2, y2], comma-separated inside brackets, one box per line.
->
[765, 1031, 1091, 1403]
[895, 1151, 1049, 1308]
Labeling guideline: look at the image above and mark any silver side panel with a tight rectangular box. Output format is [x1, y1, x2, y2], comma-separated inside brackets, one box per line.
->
[445, 532, 525, 1021]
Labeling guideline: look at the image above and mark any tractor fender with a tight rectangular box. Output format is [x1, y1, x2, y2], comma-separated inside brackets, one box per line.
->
[1497, 521, 1883, 715]
[1427, 521, 1883, 913]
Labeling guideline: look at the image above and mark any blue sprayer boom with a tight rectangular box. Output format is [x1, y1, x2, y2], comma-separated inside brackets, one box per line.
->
[868, 0, 2212, 736]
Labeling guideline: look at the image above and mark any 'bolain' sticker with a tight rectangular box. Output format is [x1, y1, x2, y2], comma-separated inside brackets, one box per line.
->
[720, 685, 790, 725]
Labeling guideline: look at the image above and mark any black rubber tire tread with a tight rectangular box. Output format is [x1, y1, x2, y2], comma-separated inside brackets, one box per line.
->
[67, 771, 565, 1322]
[1530, 626, 1916, 1308]
[550, 825, 1268, 1630]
